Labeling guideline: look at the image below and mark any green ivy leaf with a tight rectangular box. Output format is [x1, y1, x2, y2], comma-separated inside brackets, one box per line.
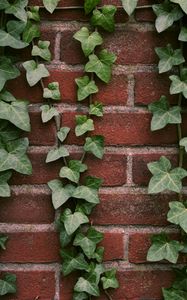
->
[32, 40, 51, 61]
[163, 288, 187, 299]
[85, 176, 103, 190]
[74, 27, 103, 57]
[0, 121, 21, 143]
[22, 20, 40, 43]
[0, 235, 8, 250]
[85, 50, 116, 83]
[43, 82, 61, 100]
[0, 1, 9, 10]
[75, 76, 98, 101]
[48, 180, 75, 209]
[155, 44, 185, 73]
[27, 6, 40, 21]
[101, 269, 119, 290]
[0, 90, 16, 103]
[172, 267, 187, 291]
[148, 156, 187, 194]
[75, 201, 96, 216]
[0, 171, 12, 197]
[59, 160, 87, 184]
[59, 224, 72, 248]
[57, 127, 70, 142]
[180, 137, 187, 152]
[170, 68, 187, 98]
[5, 0, 28, 22]
[179, 27, 187, 42]
[73, 292, 88, 300]
[84, 136, 104, 159]
[167, 201, 187, 233]
[121, 0, 138, 16]
[0, 21, 28, 49]
[0, 273, 17, 296]
[72, 185, 100, 204]
[92, 247, 104, 263]
[153, 1, 183, 33]
[74, 277, 100, 297]
[0, 57, 20, 92]
[41, 104, 59, 123]
[61, 249, 89, 276]
[84, 0, 100, 15]
[75, 115, 94, 136]
[91, 5, 117, 32]
[23, 60, 49, 87]
[170, 0, 187, 14]
[0, 138, 32, 175]
[148, 96, 181, 131]
[61, 208, 89, 235]
[147, 233, 183, 263]
[46, 146, 69, 163]
[89, 101, 103, 117]
[43, 0, 60, 13]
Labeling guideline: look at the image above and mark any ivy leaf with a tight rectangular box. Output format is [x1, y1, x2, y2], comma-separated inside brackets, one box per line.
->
[72, 186, 100, 204]
[91, 5, 117, 32]
[85, 50, 116, 83]
[84, 136, 104, 159]
[148, 96, 181, 131]
[170, 68, 187, 98]
[32, 40, 51, 61]
[0, 235, 8, 250]
[167, 201, 187, 233]
[147, 233, 183, 263]
[85, 176, 103, 190]
[48, 180, 75, 209]
[0, 100, 30, 132]
[27, 6, 40, 21]
[59, 224, 72, 248]
[121, 0, 138, 16]
[0, 171, 12, 197]
[74, 27, 103, 57]
[0, 90, 16, 103]
[0, 138, 32, 175]
[75, 115, 94, 136]
[101, 269, 119, 290]
[0, 1, 9, 10]
[43, 0, 60, 13]
[92, 247, 104, 263]
[41, 105, 59, 123]
[172, 267, 187, 291]
[0, 273, 17, 296]
[148, 156, 187, 194]
[87, 263, 105, 285]
[22, 20, 40, 43]
[5, 0, 28, 22]
[61, 249, 89, 276]
[162, 288, 187, 299]
[0, 57, 20, 92]
[0, 121, 21, 143]
[61, 208, 89, 235]
[46, 146, 69, 163]
[180, 137, 187, 152]
[23, 60, 49, 87]
[43, 82, 61, 100]
[170, 0, 187, 14]
[153, 1, 183, 33]
[155, 44, 185, 73]
[57, 127, 70, 142]
[0, 21, 28, 49]
[179, 27, 187, 42]
[74, 277, 100, 297]
[75, 76, 98, 101]
[89, 102, 103, 117]
[59, 160, 87, 184]
[73, 292, 88, 300]
[84, 0, 100, 15]
[73, 227, 103, 259]
[75, 201, 96, 216]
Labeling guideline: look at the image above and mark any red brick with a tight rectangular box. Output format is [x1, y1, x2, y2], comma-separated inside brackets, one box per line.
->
[0, 232, 59, 263]
[100, 231, 124, 261]
[2, 271, 55, 300]
[0, 189, 54, 224]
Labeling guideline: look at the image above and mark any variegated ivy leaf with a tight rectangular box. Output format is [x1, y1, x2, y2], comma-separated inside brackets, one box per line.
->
[75, 75, 98, 101]
[0, 138, 32, 175]
[148, 96, 181, 131]
[89, 101, 103, 117]
[0, 20, 28, 49]
[74, 277, 100, 297]
[32, 40, 51, 61]
[170, 68, 187, 98]
[0, 171, 12, 197]
[27, 6, 40, 21]
[121, 0, 138, 16]
[73, 27, 103, 57]
[162, 288, 187, 300]
[85, 50, 116, 83]
[0, 235, 8, 250]
[61, 249, 89, 276]
[153, 1, 183, 33]
[148, 156, 187, 194]
[170, 0, 187, 14]
[43, 82, 61, 100]
[179, 26, 187, 42]
[84, 0, 100, 15]
[59, 160, 87, 184]
[43, 0, 60, 13]
[91, 5, 117, 32]
[101, 269, 119, 290]
[180, 137, 187, 152]
[48, 180, 75, 209]
[5, 0, 28, 22]
[23, 60, 49, 87]
[84, 135, 104, 159]
[61, 208, 89, 235]
[22, 20, 40, 43]
[72, 185, 100, 204]
[46, 146, 69, 163]
[0, 57, 20, 92]
[155, 44, 185, 73]
[41, 104, 59, 123]
[147, 233, 183, 264]
[57, 127, 70, 142]
[167, 201, 187, 233]
[0, 273, 17, 296]
[75, 115, 94, 136]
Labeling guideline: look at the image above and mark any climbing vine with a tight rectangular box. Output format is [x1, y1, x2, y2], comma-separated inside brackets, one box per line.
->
[146, 0, 187, 298]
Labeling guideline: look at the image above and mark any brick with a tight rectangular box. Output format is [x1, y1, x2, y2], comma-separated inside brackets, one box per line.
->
[100, 231, 125, 261]
[92, 192, 171, 225]
[0, 189, 54, 224]
[0, 232, 59, 263]
[2, 271, 55, 300]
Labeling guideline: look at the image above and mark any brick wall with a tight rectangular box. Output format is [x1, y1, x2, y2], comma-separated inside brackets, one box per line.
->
[1, 0, 178, 299]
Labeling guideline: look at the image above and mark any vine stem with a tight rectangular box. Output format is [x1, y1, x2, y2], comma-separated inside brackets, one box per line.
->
[29, 5, 153, 10]
[104, 289, 113, 300]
